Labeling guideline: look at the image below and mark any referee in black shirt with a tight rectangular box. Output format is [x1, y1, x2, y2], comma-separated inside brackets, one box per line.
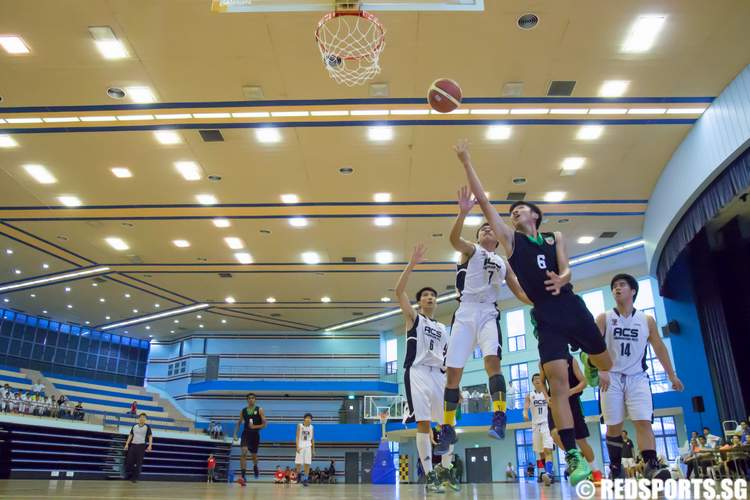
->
[124, 413, 153, 483]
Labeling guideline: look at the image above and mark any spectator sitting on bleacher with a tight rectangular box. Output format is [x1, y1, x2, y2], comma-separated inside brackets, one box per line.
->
[130, 401, 138, 415]
[740, 420, 749, 445]
[274, 465, 285, 483]
[48, 395, 57, 418]
[12, 391, 21, 413]
[1, 384, 10, 412]
[211, 421, 224, 440]
[74, 401, 84, 420]
[20, 390, 30, 414]
[284, 466, 291, 483]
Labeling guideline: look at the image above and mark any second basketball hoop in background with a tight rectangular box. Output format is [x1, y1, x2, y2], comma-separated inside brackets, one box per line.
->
[428, 78, 462, 113]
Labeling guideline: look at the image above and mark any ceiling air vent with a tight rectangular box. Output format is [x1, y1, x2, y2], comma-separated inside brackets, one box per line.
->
[506, 192, 526, 201]
[599, 231, 618, 238]
[352, 312, 364, 316]
[218, 273, 233, 278]
[199, 130, 224, 142]
[547, 80, 576, 97]
[517, 13, 539, 30]
[342, 257, 357, 263]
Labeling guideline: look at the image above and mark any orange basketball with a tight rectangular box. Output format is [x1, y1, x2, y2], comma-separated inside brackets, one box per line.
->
[428, 78, 462, 113]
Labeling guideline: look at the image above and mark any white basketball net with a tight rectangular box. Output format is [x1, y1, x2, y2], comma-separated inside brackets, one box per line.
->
[315, 11, 386, 86]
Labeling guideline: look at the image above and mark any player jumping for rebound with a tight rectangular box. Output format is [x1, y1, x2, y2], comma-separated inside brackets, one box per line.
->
[436, 187, 530, 455]
[524, 373, 554, 486]
[596, 274, 684, 481]
[394, 244, 458, 493]
[453, 139, 613, 485]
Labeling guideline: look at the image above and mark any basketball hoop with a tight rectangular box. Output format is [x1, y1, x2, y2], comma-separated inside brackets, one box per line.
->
[378, 408, 390, 440]
[315, 9, 386, 86]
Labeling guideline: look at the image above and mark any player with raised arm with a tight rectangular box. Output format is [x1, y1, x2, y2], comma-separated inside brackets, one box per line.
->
[232, 393, 267, 483]
[394, 244, 458, 493]
[436, 186, 531, 454]
[453, 139, 613, 485]
[596, 274, 684, 481]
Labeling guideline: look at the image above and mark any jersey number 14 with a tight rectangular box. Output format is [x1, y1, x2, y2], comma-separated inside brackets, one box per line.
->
[620, 343, 631, 357]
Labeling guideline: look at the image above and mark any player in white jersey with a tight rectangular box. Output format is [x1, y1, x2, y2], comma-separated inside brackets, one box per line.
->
[595, 273, 684, 481]
[524, 373, 554, 486]
[437, 186, 530, 453]
[394, 244, 457, 493]
[295, 413, 314, 487]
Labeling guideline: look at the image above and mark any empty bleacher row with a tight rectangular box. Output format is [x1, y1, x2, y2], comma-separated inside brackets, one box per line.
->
[0, 418, 230, 481]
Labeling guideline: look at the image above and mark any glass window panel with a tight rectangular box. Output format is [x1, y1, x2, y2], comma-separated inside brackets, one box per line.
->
[57, 332, 69, 349]
[65, 350, 76, 366]
[9, 339, 21, 356]
[107, 357, 117, 372]
[385, 338, 397, 363]
[46, 330, 59, 347]
[11, 323, 25, 339]
[634, 279, 655, 310]
[31, 343, 45, 359]
[20, 341, 32, 358]
[0, 337, 9, 355]
[79, 337, 90, 352]
[97, 356, 108, 371]
[34, 328, 47, 344]
[42, 344, 55, 362]
[582, 290, 606, 318]
[87, 355, 98, 369]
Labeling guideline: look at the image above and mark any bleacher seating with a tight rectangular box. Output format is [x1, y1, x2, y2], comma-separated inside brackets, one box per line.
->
[0, 418, 231, 481]
[0, 366, 33, 391]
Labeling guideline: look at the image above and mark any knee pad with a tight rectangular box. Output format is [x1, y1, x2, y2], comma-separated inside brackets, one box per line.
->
[489, 374, 506, 394]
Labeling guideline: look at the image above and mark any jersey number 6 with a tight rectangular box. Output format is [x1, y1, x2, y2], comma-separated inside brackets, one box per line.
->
[537, 255, 547, 269]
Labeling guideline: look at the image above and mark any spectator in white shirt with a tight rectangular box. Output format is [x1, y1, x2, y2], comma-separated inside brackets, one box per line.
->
[460, 390, 470, 414]
[702, 427, 721, 448]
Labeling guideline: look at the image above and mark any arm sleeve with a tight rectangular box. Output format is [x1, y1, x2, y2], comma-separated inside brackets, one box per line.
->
[146, 425, 153, 439]
[129, 425, 135, 437]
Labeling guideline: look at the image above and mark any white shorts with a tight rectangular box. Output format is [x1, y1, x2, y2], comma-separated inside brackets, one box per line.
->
[600, 371, 653, 424]
[532, 423, 554, 454]
[405, 364, 446, 423]
[295, 446, 312, 465]
[446, 302, 501, 369]
[622, 457, 636, 469]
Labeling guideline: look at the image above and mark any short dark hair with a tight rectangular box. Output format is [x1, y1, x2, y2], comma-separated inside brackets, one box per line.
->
[304, 413, 313, 420]
[415, 287, 438, 302]
[611, 273, 639, 300]
[703, 426, 710, 431]
[622, 430, 628, 435]
[509, 201, 543, 229]
[246, 392, 256, 399]
[138, 412, 147, 418]
[475, 222, 499, 248]
[531, 373, 540, 380]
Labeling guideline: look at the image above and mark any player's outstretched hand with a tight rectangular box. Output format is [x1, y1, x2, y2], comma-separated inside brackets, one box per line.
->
[453, 139, 471, 164]
[544, 271, 564, 295]
[457, 186, 477, 214]
[669, 374, 684, 392]
[410, 243, 427, 266]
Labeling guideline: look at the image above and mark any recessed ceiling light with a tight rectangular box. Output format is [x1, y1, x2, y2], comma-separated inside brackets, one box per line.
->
[576, 125, 603, 140]
[174, 161, 202, 181]
[173, 239, 190, 248]
[375, 251, 394, 264]
[2, 298, 8, 303]
[225, 296, 236, 304]
[0, 36, 30, 54]
[234, 252, 253, 264]
[154, 303, 160, 308]
[0, 135, 19, 148]
[95, 39, 128, 59]
[588, 108, 627, 115]
[380, 297, 391, 302]
[266, 297, 276, 303]
[174, 319, 179, 324]
[465, 216, 482, 226]
[544, 191, 566, 202]
[221, 320, 227, 324]
[5, 249, 12, 255]
[126, 86, 156, 104]
[561, 157, 586, 175]
[666, 108, 707, 115]
[14, 269, 21, 275]
[124, 293, 131, 298]
[212, 218, 231, 228]
[132, 309, 138, 313]
[66, 304, 73, 309]
[622, 15, 666, 53]
[302, 252, 320, 265]
[373, 193, 391, 203]
[289, 217, 308, 228]
[64, 287, 71, 292]
[199, 324, 204, 328]
[30, 293, 35, 298]
[368, 126, 393, 142]
[280, 194, 299, 204]
[321, 296, 332, 303]
[57, 196, 82, 207]
[23, 164, 57, 184]
[105, 237, 129, 251]
[486, 125, 512, 140]
[154, 130, 182, 145]
[91, 283, 98, 287]
[42, 263, 49, 269]
[105, 315, 110, 320]
[224, 237, 244, 250]
[85, 321, 90, 325]
[599, 80, 629, 97]
[196, 315, 202, 319]
[374, 216, 393, 227]
[255, 128, 281, 143]
[577, 236, 595, 244]
[99, 298, 105, 303]
[196, 194, 218, 205]
[170, 330, 175, 333]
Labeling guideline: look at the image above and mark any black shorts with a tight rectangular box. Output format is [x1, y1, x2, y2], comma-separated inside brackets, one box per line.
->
[533, 293, 607, 364]
[241, 430, 260, 453]
[548, 396, 589, 439]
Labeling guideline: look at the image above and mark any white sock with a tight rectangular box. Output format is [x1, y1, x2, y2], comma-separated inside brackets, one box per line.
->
[416, 432, 433, 473]
[441, 445, 454, 468]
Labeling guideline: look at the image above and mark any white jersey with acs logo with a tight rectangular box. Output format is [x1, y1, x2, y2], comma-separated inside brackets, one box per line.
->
[456, 243, 507, 303]
[530, 391, 548, 425]
[404, 314, 448, 369]
[298, 423, 313, 448]
[604, 308, 650, 375]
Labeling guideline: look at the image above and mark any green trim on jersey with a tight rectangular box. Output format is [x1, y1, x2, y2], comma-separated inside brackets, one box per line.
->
[526, 232, 545, 246]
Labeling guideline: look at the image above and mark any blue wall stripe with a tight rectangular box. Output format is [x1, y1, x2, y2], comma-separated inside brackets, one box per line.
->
[0, 96, 715, 113]
[188, 380, 399, 394]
